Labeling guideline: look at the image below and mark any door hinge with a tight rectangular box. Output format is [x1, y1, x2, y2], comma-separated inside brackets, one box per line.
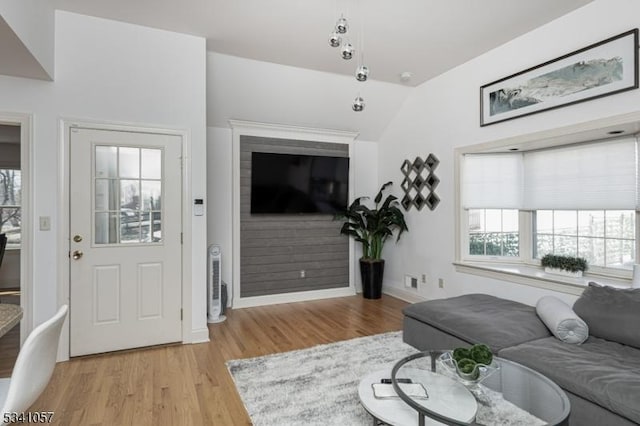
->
[180, 233, 183, 244]
[180, 309, 183, 321]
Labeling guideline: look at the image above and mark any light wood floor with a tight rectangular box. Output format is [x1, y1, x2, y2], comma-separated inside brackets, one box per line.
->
[19, 295, 408, 425]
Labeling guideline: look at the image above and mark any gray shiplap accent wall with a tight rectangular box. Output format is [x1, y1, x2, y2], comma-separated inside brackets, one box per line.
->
[240, 135, 349, 297]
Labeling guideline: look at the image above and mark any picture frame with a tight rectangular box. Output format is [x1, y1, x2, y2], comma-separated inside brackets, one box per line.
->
[480, 29, 639, 126]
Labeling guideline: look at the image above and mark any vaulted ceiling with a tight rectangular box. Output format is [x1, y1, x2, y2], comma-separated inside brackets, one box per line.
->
[52, 0, 593, 86]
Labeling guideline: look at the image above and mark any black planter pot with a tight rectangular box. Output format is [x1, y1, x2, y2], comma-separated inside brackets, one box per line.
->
[360, 259, 385, 299]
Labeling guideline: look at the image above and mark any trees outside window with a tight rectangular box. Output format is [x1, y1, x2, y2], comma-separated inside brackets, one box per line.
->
[0, 169, 21, 246]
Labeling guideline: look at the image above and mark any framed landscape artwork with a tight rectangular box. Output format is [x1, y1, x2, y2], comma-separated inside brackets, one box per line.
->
[480, 29, 639, 126]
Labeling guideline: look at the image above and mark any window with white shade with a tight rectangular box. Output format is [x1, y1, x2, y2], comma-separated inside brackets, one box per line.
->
[522, 140, 636, 211]
[460, 136, 638, 276]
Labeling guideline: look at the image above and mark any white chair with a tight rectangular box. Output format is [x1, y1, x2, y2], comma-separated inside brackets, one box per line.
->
[0, 305, 68, 419]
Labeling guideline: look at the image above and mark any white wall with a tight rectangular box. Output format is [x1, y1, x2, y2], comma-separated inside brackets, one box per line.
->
[0, 0, 54, 79]
[207, 127, 233, 291]
[352, 140, 379, 293]
[377, 0, 639, 307]
[0, 11, 208, 349]
[207, 52, 412, 141]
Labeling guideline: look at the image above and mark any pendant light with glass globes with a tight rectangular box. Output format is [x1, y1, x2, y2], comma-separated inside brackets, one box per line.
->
[327, 3, 368, 112]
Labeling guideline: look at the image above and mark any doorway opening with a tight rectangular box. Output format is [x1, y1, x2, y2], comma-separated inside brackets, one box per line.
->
[0, 123, 22, 376]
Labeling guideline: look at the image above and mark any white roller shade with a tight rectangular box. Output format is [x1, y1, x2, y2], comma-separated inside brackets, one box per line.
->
[523, 138, 637, 210]
[462, 153, 523, 209]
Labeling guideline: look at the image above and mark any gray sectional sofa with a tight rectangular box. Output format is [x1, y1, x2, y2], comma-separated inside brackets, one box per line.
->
[403, 292, 640, 426]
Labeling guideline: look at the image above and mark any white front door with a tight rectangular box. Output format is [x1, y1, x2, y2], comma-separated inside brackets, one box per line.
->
[69, 128, 182, 357]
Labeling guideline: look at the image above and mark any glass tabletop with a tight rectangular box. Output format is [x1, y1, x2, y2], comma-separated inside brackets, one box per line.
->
[391, 350, 570, 426]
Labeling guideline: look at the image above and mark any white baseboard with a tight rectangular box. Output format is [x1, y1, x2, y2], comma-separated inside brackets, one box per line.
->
[233, 287, 356, 309]
[383, 285, 427, 304]
[189, 327, 210, 344]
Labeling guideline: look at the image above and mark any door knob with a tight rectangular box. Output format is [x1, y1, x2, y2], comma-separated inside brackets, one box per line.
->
[72, 250, 83, 260]
[73, 235, 83, 243]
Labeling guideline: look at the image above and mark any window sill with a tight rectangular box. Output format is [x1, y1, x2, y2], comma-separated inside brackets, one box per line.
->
[453, 261, 631, 295]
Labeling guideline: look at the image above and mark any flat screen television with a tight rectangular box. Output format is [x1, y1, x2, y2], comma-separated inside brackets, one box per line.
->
[251, 152, 349, 214]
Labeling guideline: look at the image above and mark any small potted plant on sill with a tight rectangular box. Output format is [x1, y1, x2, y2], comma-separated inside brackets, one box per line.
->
[540, 254, 588, 278]
[335, 182, 408, 299]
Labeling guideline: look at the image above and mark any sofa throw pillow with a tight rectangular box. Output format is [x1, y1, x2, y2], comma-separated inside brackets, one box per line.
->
[536, 296, 588, 344]
[573, 283, 640, 349]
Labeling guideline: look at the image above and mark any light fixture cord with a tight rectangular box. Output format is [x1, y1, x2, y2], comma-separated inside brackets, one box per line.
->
[359, 0, 364, 66]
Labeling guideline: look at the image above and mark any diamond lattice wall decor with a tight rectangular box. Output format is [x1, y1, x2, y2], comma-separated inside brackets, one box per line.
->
[400, 154, 440, 211]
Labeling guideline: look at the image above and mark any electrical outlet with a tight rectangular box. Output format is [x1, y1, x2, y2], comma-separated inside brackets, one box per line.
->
[438, 278, 444, 288]
[404, 275, 418, 289]
[300, 270, 306, 278]
[421, 274, 426, 284]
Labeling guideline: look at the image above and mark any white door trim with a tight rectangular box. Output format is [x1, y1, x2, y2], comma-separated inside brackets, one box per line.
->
[58, 118, 192, 361]
[228, 120, 359, 309]
[0, 112, 33, 348]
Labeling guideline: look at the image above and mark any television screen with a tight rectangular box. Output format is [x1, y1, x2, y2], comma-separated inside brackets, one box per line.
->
[251, 152, 349, 214]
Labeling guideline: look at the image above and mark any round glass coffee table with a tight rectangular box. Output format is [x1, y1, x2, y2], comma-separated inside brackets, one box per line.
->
[389, 350, 570, 426]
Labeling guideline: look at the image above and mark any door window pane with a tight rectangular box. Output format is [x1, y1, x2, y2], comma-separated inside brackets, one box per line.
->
[95, 146, 117, 178]
[119, 147, 140, 179]
[141, 149, 162, 179]
[142, 181, 161, 210]
[95, 212, 118, 244]
[120, 211, 141, 243]
[120, 180, 140, 210]
[94, 146, 163, 245]
[142, 211, 162, 243]
[95, 179, 119, 211]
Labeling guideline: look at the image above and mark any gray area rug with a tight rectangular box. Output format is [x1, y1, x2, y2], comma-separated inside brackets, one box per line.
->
[227, 331, 545, 425]
[227, 331, 417, 425]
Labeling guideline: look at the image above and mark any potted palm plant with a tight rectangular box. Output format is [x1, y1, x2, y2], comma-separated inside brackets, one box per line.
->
[335, 182, 408, 299]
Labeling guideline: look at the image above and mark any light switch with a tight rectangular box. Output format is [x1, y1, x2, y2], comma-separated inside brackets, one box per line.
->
[194, 199, 204, 216]
[39, 216, 51, 231]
